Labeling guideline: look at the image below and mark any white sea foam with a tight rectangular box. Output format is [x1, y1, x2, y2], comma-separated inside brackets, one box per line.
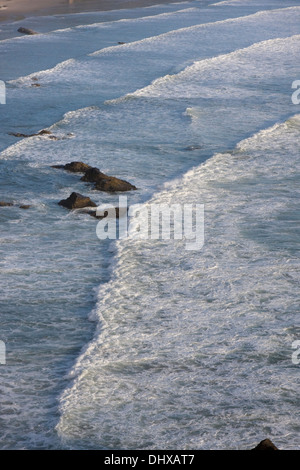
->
[127, 33, 300, 99]
[1, 5, 299, 156]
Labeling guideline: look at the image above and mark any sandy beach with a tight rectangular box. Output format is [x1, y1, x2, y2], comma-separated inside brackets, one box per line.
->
[0, 0, 175, 22]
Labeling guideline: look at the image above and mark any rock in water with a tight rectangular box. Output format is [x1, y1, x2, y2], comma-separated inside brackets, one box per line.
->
[58, 192, 97, 210]
[252, 439, 279, 450]
[53, 162, 137, 191]
[9, 129, 52, 138]
[81, 167, 105, 183]
[17, 27, 38, 35]
[95, 176, 137, 192]
[52, 161, 92, 173]
[88, 206, 124, 219]
[81, 167, 137, 192]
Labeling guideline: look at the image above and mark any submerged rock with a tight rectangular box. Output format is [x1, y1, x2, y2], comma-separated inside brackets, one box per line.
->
[0, 202, 31, 209]
[80, 167, 104, 183]
[94, 176, 137, 192]
[252, 439, 279, 451]
[52, 161, 92, 173]
[38, 130, 52, 135]
[88, 206, 124, 219]
[17, 27, 38, 35]
[82, 167, 137, 192]
[30, 77, 41, 87]
[58, 192, 97, 210]
[185, 145, 203, 151]
[53, 161, 137, 192]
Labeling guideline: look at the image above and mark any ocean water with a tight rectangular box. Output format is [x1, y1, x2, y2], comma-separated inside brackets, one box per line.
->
[0, 0, 299, 450]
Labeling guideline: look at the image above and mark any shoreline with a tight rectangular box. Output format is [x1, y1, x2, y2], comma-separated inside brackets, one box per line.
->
[0, 0, 177, 23]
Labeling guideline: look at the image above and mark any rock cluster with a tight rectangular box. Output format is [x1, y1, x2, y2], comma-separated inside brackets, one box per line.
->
[17, 27, 38, 35]
[53, 161, 136, 213]
[81, 167, 137, 192]
[1, 159, 135, 217]
[58, 192, 97, 210]
[52, 162, 92, 173]
[9, 129, 58, 139]
[0, 201, 31, 209]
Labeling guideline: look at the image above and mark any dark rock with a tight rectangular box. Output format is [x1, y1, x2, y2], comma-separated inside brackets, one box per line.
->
[118, 42, 126, 45]
[38, 130, 52, 135]
[94, 176, 137, 192]
[252, 439, 279, 451]
[47, 135, 59, 141]
[51, 164, 65, 169]
[0, 201, 13, 207]
[58, 192, 97, 210]
[31, 83, 41, 87]
[17, 27, 38, 35]
[82, 167, 137, 192]
[0, 202, 31, 209]
[9, 132, 31, 138]
[53, 162, 137, 192]
[9, 129, 52, 138]
[52, 161, 92, 173]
